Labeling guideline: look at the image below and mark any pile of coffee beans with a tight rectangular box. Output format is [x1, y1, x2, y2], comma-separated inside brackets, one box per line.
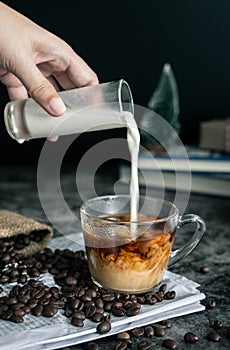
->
[1, 238, 229, 350]
[0, 239, 176, 334]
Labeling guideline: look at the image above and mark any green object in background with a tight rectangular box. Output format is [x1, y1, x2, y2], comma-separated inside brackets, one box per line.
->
[139, 63, 181, 152]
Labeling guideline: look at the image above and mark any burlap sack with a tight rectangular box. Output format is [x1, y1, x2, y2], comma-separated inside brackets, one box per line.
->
[0, 210, 53, 256]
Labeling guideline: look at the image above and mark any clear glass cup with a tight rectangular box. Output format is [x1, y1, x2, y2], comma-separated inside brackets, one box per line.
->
[4, 79, 133, 143]
[80, 194, 206, 293]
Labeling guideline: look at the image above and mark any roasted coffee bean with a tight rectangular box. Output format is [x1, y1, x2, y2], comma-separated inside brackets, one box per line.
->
[102, 293, 115, 302]
[23, 306, 30, 314]
[43, 304, 58, 317]
[104, 302, 113, 312]
[6, 297, 17, 305]
[62, 291, 75, 299]
[69, 298, 80, 310]
[86, 288, 97, 298]
[21, 284, 32, 294]
[213, 319, 223, 329]
[9, 269, 19, 278]
[206, 298, 216, 309]
[159, 283, 167, 292]
[77, 302, 85, 311]
[50, 286, 59, 294]
[86, 342, 99, 350]
[0, 276, 9, 284]
[154, 291, 164, 301]
[71, 317, 84, 327]
[18, 275, 28, 284]
[130, 294, 137, 303]
[38, 298, 50, 306]
[75, 287, 86, 298]
[64, 308, 72, 318]
[153, 325, 166, 337]
[162, 338, 177, 349]
[94, 298, 104, 309]
[145, 325, 154, 337]
[114, 341, 128, 350]
[207, 331, 220, 342]
[199, 266, 209, 273]
[126, 305, 141, 316]
[91, 312, 104, 323]
[145, 295, 158, 305]
[71, 310, 85, 320]
[137, 296, 146, 304]
[34, 288, 46, 299]
[0, 296, 9, 304]
[160, 319, 172, 328]
[152, 322, 167, 330]
[14, 309, 26, 317]
[28, 278, 41, 288]
[112, 308, 126, 317]
[123, 300, 133, 309]
[81, 294, 92, 302]
[96, 307, 104, 314]
[50, 300, 65, 308]
[10, 314, 24, 323]
[121, 293, 130, 301]
[84, 301, 96, 309]
[32, 305, 44, 316]
[0, 304, 8, 315]
[96, 320, 111, 334]
[164, 291, 176, 300]
[85, 305, 97, 318]
[131, 327, 145, 337]
[43, 291, 52, 300]
[104, 314, 111, 322]
[113, 301, 124, 309]
[2, 309, 13, 320]
[11, 302, 25, 310]
[11, 285, 20, 296]
[137, 340, 152, 350]
[27, 298, 38, 309]
[1, 253, 11, 263]
[30, 268, 40, 277]
[184, 332, 199, 343]
[117, 332, 130, 341]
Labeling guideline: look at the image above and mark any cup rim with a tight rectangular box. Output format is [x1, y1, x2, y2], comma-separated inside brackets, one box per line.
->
[80, 194, 179, 224]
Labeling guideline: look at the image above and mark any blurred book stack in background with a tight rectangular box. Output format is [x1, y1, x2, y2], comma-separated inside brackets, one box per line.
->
[119, 145, 230, 197]
[199, 118, 230, 154]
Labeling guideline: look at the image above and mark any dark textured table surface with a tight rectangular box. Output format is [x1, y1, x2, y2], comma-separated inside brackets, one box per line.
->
[0, 163, 230, 350]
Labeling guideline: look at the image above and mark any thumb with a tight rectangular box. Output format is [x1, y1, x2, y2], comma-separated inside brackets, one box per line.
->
[16, 61, 66, 116]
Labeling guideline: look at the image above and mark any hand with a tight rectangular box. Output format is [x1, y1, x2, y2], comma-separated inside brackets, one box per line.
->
[0, 3, 98, 132]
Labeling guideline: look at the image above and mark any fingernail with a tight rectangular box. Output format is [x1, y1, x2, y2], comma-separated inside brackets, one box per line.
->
[47, 136, 59, 142]
[48, 97, 66, 115]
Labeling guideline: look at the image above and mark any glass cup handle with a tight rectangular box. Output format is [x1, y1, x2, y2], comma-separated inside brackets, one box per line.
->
[168, 214, 206, 267]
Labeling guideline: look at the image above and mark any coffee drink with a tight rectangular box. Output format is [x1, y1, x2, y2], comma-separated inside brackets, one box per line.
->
[83, 213, 175, 293]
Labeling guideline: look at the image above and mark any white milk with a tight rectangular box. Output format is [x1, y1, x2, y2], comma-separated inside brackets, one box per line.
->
[123, 111, 140, 223]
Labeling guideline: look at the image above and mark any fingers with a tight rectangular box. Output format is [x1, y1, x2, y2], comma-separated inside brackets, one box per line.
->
[15, 59, 66, 116]
[7, 85, 28, 101]
[52, 47, 99, 90]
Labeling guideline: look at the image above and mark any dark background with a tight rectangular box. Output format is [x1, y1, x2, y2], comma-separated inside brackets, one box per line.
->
[1, 0, 230, 165]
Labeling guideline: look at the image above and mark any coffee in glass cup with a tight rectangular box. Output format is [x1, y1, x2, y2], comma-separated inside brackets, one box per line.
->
[80, 194, 206, 293]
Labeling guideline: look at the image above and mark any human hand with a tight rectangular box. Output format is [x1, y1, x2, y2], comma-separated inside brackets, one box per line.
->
[0, 3, 98, 141]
